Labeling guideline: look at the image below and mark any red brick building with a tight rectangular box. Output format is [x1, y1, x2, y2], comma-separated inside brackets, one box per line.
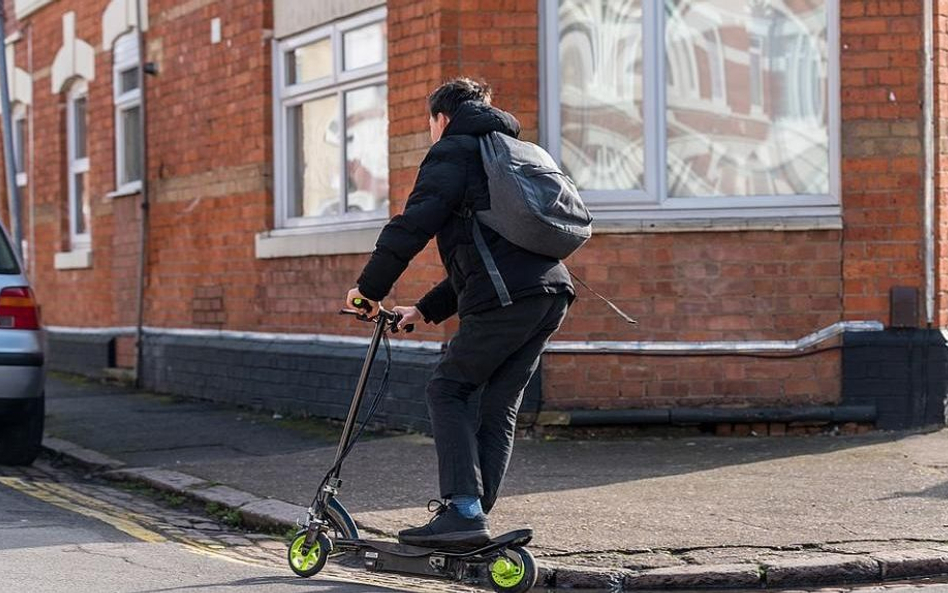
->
[2, 0, 945, 432]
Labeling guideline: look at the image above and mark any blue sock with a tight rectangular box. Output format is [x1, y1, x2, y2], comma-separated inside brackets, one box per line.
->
[451, 495, 483, 519]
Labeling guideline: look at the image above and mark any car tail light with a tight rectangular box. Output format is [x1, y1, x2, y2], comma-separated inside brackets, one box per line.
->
[0, 287, 40, 330]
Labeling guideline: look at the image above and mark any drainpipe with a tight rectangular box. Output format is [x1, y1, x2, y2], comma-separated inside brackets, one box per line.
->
[0, 4, 23, 261]
[133, 0, 152, 388]
[26, 23, 33, 278]
[923, 0, 935, 326]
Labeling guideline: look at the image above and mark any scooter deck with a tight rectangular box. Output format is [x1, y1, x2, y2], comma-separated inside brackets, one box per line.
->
[338, 529, 534, 579]
[341, 528, 533, 558]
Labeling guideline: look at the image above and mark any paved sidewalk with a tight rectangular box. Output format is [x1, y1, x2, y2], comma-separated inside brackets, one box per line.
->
[43, 374, 948, 589]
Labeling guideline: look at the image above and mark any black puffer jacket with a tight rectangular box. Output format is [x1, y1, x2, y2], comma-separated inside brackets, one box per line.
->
[357, 101, 574, 324]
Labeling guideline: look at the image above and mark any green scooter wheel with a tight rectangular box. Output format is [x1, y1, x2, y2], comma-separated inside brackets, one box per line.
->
[287, 530, 332, 577]
[489, 546, 538, 593]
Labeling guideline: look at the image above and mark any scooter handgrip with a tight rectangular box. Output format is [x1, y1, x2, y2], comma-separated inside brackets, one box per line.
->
[404, 324, 415, 333]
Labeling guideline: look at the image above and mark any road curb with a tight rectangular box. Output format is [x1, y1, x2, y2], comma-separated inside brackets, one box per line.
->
[761, 555, 880, 587]
[42, 436, 948, 590]
[43, 438, 307, 534]
[42, 437, 126, 471]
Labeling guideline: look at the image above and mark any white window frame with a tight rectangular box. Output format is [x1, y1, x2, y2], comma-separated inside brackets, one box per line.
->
[113, 31, 142, 194]
[540, 0, 841, 225]
[273, 6, 388, 231]
[12, 104, 27, 188]
[67, 80, 90, 249]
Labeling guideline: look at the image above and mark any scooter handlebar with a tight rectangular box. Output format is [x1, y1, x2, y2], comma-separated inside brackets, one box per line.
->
[338, 305, 414, 334]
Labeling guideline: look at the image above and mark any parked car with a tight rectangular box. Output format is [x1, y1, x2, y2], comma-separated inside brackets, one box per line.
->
[0, 221, 44, 465]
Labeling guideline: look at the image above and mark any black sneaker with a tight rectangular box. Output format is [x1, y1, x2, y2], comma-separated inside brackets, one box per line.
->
[398, 500, 490, 549]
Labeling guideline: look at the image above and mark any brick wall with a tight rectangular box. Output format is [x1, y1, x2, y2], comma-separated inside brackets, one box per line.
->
[3, 0, 939, 420]
[936, 0, 948, 325]
[840, 1, 924, 322]
[545, 232, 842, 409]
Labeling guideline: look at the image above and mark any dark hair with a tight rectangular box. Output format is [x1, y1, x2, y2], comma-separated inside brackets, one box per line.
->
[428, 77, 492, 119]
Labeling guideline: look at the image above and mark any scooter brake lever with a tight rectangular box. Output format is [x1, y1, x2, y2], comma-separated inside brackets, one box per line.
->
[339, 308, 372, 321]
[390, 313, 415, 334]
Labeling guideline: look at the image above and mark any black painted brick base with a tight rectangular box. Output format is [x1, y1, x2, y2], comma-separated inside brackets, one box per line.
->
[43, 331, 542, 436]
[46, 332, 115, 378]
[843, 329, 947, 430]
[50, 328, 948, 434]
[139, 333, 441, 433]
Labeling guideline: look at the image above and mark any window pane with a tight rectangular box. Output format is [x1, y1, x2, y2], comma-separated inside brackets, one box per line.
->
[13, 117, 25, 174]
[559, 0, 644, 191]
[122, 106, 142, 184]
[0, 226, 19, 274]
[73, 171, 90, 237]
[345, 85, 388, 215]
[120, 67, 139, 93]
[288, 95, 341, 218]
[288, 37, 332, 85]
[73, 97, 87, 160]
[344, 22, 386, 71]
[665, 0, 829, 197]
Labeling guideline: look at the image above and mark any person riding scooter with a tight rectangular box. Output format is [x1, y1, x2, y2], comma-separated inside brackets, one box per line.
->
[345, 78, 574, 549]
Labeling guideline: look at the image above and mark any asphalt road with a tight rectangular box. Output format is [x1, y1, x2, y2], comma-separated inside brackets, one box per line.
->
[0, 462, 469, 593]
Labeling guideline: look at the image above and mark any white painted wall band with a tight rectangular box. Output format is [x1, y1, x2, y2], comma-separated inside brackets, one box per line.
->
[46, 320, 884, 356]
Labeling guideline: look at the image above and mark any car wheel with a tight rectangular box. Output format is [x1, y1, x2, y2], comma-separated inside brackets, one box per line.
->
[0, 396, 44, 466]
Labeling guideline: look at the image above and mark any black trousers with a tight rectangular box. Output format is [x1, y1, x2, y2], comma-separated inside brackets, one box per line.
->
[426, 292, 569, 514]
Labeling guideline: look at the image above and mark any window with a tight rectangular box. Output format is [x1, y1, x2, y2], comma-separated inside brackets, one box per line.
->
[0, 224, 20, 274]
[12, 104, 27, 188]
[67, 80, 90, 249]
[113, 32, 142, 193]
[543, 0, 839, 222]
[274, 7, 388, 229]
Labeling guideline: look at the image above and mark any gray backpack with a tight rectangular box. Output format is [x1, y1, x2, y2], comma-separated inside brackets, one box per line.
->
[470, 131, 592, 306]
[478, 132, 592, 259]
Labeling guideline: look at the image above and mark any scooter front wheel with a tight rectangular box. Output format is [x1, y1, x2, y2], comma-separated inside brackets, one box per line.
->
[488, 546, 538, 593]
[287, 531, 332, 577]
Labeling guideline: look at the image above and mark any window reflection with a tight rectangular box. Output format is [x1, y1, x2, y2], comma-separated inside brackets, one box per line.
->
[290, 95, 340, 218]
[665, 0, 829, 198]
[559, 0, 645, 191]
[345, 85, 389, 215]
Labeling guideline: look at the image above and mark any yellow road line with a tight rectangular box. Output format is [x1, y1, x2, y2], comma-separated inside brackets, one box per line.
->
[0, 476, 166, 544]
[2, 476, 279, 571]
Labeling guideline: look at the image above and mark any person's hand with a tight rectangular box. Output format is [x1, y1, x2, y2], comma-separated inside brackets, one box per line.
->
[346, 287, 380, 318]
[392, 305, 423, 331]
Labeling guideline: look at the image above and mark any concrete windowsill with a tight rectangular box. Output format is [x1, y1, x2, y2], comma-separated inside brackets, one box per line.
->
[592, 215, 843, 234]
[14, 0, 55, 19]
[255, 224, 383, 259]
[106, 182, 142, 199]
[54, 248, 92, 270]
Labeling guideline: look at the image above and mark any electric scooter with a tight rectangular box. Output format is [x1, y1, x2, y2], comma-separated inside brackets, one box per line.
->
[286, 299, 539, 593]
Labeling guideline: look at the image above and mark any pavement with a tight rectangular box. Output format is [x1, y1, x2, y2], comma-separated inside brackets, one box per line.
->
[42, 374, 948, 590]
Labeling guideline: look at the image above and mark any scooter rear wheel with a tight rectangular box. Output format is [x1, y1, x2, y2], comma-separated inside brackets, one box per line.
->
[287, 531, 332, 578]
[488, 546, 538, 593]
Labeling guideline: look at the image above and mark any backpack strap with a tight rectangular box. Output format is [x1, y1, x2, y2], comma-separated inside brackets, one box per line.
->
[568, 270, 638, 325]
[471, 217, 513, 307]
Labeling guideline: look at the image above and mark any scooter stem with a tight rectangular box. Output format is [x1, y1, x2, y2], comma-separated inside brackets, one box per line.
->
[329, 314, 387, 478]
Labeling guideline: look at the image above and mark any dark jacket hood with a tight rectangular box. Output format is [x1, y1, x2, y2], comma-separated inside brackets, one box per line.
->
[443, 101, 521, 139]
